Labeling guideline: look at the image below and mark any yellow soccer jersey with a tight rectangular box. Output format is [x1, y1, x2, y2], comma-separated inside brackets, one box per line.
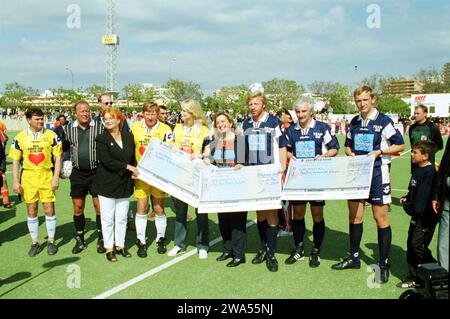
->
[9, 128, 62, 170]
[173, 123, 210, 156]
[131, 120, 173, 162]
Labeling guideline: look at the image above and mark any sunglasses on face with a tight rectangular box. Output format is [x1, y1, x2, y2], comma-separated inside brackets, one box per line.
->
[104, 102, 113, 106]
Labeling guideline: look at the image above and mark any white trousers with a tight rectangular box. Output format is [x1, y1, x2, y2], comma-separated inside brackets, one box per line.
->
[99, 195, 130, 249]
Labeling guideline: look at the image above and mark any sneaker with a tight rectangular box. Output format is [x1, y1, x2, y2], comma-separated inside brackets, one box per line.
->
[28, 242, 42, 257]
[198, 248, 208, 259]
[285, 248, 305, 265]
[251, 249, 267, 264]
[156, 237, 167, 254]
[331, 256, 361, 270]
[376, 264, 390, 284]
[136, 239, 147, 258]
[71, 237, 86, 254]
[309, 248, 321, 268]
[266, 255, 279, 272]
[167, 245, 185, 257]
[47, 241, 58, 255]
[97, 238, 106, 254]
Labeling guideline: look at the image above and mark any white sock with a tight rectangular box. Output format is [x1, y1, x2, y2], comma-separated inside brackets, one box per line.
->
[27, 217, 39, 243]
[135, 214, 147, 243]
[155, 214, 167, 240]
[45, 215, 57, 242]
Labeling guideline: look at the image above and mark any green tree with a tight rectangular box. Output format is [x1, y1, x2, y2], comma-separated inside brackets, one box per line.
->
[262, 78, 305, 110]
[375, 95, 409, 115]
[210, 84, 248, 114]
[51, 87, 84, 107]
[2, 82, 39, 108]
[122, 83, 156, 103]
[361, 74, 400, 96]
[84, 84, 108, 100]
[415, 67, 447, 93]
[308, 81, 354, 113]
[163, 79, 203, 105]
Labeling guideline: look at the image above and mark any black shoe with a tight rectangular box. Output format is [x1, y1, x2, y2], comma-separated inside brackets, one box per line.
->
[47, 241, 58, 255]
[266, 255, 279, 272]
[106, 251, 117, 262]
[136, 239, 147, 258]
[156, 237, 167, 254]
[28, 242, 42, 257]
[97, 238, 106, 254]
[252, 249, 267, 264]
[285, 248, 305, 265]
[331, 256, 361, 270]
[309, 248, 320, 268]
[227, 257, 246, 267]
[217, 251, 234, 262]
[71, 237, 86, 254]
[116, 248, 132, 258]
[3, 203, 14, 209]
[376, 264, 390, 284]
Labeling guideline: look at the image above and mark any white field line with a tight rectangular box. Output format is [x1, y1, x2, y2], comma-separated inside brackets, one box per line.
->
[93, 220, 256, 299]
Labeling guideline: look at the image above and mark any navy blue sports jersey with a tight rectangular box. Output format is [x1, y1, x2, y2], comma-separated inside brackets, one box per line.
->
[345, 109, 404, 167]
[242, 113, 282, 165]
[280, 120, 339, 158]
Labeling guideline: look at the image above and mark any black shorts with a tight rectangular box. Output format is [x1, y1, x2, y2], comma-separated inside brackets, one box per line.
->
[0, 158, 6, 173]
[290, 200, 325, 207]
[70, 168, 98, 197]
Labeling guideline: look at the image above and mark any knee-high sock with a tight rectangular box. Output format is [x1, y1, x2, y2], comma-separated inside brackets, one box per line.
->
[135, 214, 147, 243]
[292, 219, 305, 249]
[155, 214, 167, 240]
[74, 214, 85, 240]
[27, 216, 39, 243]
[349, 223, 363, 260]
[45, 215, 57, 242]
[378, 226, 392, 267]
[257, 220, 268, 250]
[313, 219, 325, 250]
[96, 214, 103, 239]
[266, 225, 279, 257]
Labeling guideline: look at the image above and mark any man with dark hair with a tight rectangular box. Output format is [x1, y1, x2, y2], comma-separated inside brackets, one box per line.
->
[9, 108, 62, 256]
[409, 104, 443, 172]
[63, 101, 106, 254]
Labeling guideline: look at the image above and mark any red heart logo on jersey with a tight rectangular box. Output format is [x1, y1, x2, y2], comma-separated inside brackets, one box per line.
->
[139, 146, 146, 155]
[29, 153, 45, 166]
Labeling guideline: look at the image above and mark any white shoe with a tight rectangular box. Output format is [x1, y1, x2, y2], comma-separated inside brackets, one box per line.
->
[167, 245, 185, 257]
[198, 249, 208, 259]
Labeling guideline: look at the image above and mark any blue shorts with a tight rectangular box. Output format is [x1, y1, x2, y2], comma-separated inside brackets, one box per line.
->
[351, 164, 390, 205]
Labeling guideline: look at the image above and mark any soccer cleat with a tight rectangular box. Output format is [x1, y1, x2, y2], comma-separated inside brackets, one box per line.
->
[71, 236, 86, 254]
[3, 203, 14, 209]
[167, 245, 186, 257]
[376, 264, 390, 284]
[216, 251, 234, 262]
[198, 249, 208, 259]
[252, 249, 267, 264]
[156, 237, 167, 254]
[97, 238, 106, 254]
[28, 242, 42, 257]
[136, 239, 147, 258]
[227, 257, 246, 267]
[309, 248, 321, 268]
[285, 248, 305, 265]
[47, 241, 58, 255]
[266, 255, 279, 272]
[331, 256, 361, 270]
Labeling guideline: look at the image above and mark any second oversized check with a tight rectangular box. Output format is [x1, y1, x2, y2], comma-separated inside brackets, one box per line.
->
[282, 155, 376, 201]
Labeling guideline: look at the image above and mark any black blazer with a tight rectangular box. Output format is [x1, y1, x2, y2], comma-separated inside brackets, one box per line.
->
[92, 130, 136, 199]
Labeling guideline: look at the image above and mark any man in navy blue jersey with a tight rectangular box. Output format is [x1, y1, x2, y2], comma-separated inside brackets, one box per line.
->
[279, 97, 340, 268]
[331, 86, 405, 284]
[242, 87, 287, 272]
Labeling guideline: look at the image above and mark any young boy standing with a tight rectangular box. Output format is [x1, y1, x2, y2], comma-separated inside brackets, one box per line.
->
[400, 140, 439, 287]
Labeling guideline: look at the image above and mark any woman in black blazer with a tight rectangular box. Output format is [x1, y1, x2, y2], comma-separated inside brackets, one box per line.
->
[93, 107, 138, 262]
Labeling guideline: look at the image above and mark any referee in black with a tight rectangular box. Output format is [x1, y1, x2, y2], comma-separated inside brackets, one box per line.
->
[62, 100, 106, 254]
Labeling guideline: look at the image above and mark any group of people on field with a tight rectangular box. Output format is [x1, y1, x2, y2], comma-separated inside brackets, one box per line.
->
[6, 85, 448, 288]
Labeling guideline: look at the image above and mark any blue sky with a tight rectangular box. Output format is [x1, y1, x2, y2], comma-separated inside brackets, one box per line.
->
[0, 0, 449, 95]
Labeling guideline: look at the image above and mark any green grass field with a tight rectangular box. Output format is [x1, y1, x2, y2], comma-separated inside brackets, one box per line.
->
[0, 133, 446, 299]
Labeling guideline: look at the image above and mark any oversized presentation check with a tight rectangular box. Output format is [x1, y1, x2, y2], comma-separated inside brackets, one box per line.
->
[137, 139, 206, 207]
[281, 155, 376, 201]
[197, 164, 282, 214]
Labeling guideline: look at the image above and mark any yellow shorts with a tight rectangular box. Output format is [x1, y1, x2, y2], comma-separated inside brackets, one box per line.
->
[134, 179, 168, 199]
[21, 169, 55, 204]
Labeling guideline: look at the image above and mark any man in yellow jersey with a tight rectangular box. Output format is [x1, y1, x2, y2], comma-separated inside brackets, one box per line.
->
[131, 101, 173, 257]
[9, 108, 62, 257]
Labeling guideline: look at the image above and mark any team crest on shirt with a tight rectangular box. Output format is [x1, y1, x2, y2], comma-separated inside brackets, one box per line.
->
[410, 179, 417, 187]
[313, 132, 323, 139]
[383, 185, 390, 194]
[373, 125, 383, 132]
